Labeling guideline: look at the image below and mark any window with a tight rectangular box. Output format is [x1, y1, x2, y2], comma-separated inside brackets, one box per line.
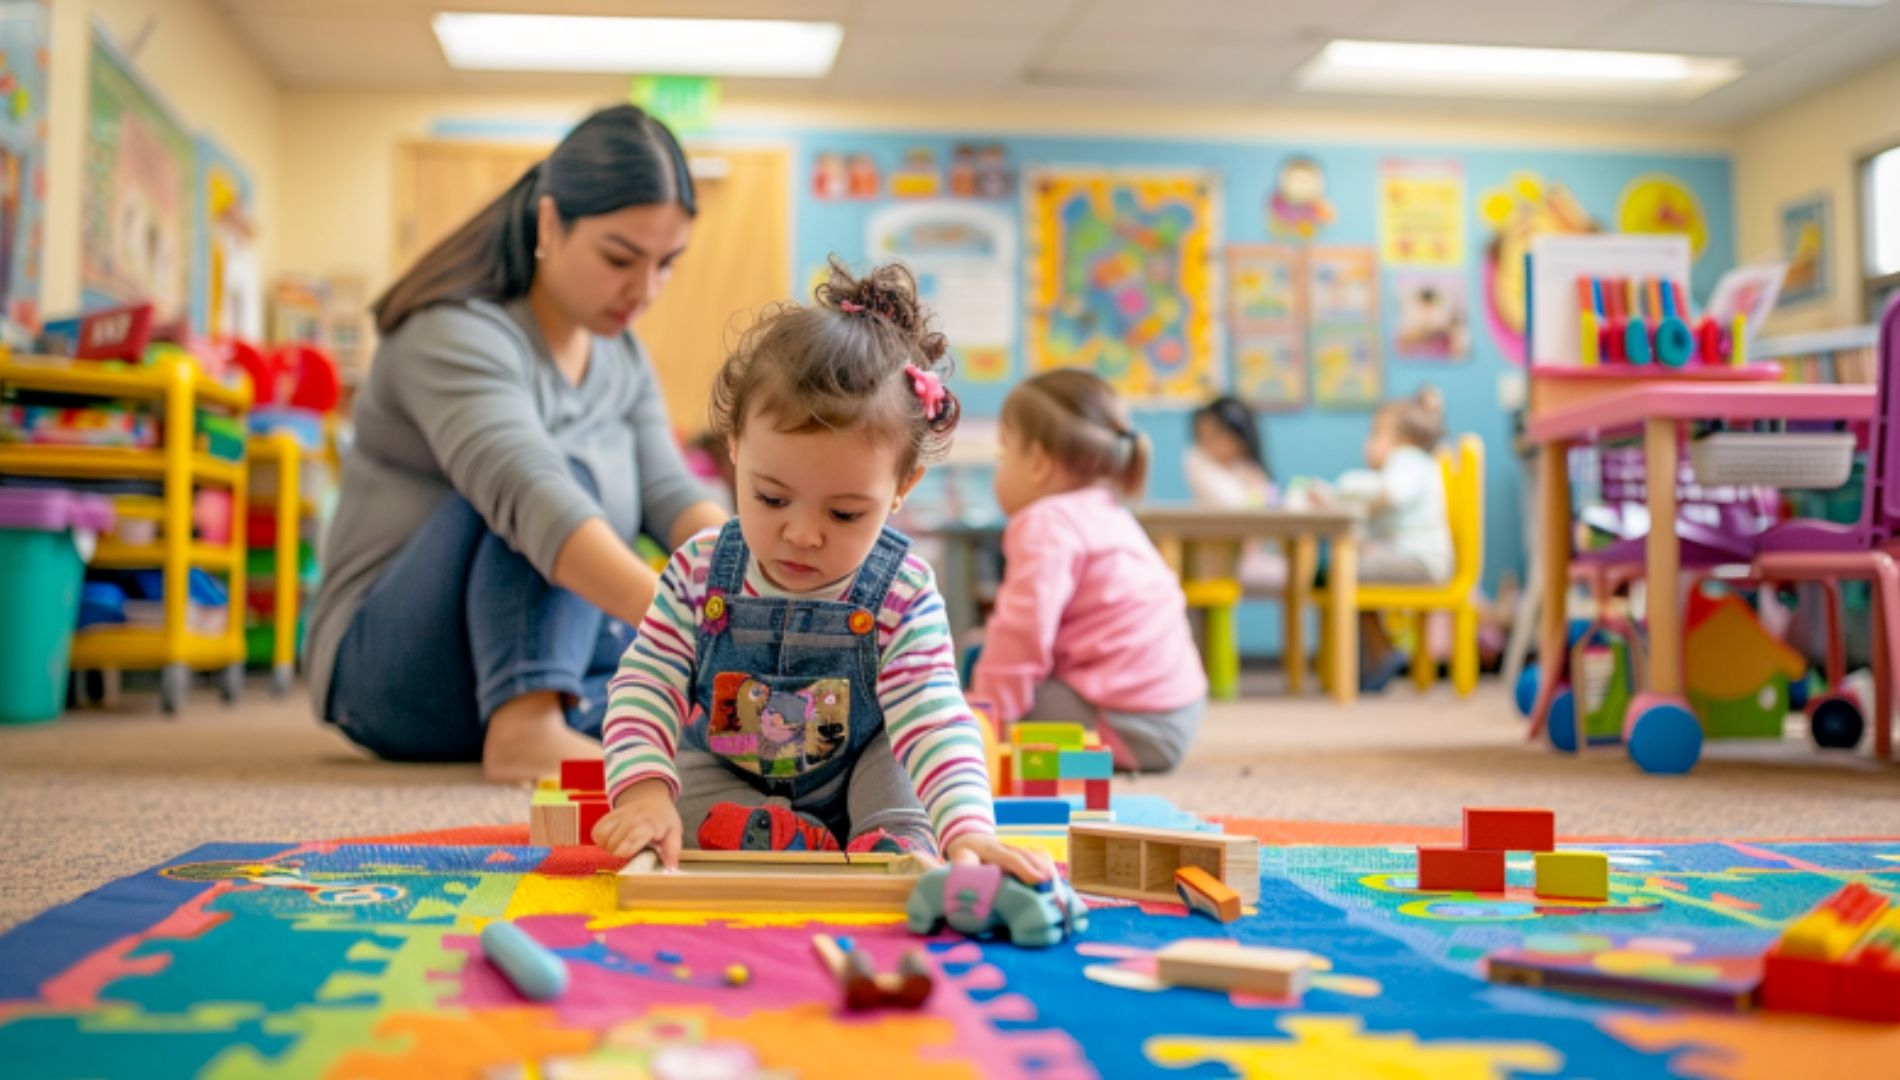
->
[1862, 141, 1900, 319]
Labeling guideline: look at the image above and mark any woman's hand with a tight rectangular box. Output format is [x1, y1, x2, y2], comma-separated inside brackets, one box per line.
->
[945, 833, 1057, 884]
[591, 778, 684, 866]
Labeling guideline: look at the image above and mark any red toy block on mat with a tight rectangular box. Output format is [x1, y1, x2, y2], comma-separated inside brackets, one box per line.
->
[1463, 807, 1555, 852]
[1417, 845, 1505, 892]
[561, 759, 606, 791]
[576, 799, 610, 846]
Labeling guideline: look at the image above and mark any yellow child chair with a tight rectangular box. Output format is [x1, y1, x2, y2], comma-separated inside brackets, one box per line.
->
[1317, 434, 1485, 696]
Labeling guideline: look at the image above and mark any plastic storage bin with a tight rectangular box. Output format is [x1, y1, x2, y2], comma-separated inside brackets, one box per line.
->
[0, 488, 113, 723]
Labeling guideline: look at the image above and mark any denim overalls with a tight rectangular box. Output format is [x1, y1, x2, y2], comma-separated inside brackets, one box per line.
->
[682, 519, 909, 815]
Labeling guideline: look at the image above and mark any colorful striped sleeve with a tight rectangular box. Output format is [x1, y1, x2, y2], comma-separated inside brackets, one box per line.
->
[601, 529, 718, 804]
[876, 553, 998, 851]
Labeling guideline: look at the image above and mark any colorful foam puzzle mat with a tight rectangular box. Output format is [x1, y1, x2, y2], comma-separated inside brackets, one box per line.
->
[1, 802, 1896, 1078]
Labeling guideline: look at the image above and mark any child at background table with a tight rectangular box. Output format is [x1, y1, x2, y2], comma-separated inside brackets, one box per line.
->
[1317, 386, 1452, 691]
[972, 370, 1207, 772]
[1185, 394, 1287, 591]
[592, 258, 1049, 884]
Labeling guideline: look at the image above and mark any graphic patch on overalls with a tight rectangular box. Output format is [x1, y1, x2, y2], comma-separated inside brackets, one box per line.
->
[709, 672, 852, 777]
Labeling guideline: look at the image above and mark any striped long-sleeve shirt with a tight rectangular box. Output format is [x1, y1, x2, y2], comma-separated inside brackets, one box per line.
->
[602, 529, 997, 851]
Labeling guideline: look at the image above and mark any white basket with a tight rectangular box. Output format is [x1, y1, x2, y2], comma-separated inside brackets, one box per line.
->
[1688, 432, 1855, 489]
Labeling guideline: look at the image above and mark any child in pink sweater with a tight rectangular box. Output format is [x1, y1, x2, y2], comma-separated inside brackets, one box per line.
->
[972, 370, 1207, 772]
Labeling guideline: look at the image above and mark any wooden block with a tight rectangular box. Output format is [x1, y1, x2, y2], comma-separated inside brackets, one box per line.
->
[560, 759, 605, 791]
[1013, 722, 1086, 750]
[1021, 778, 1059, 797]
[1463, 807, 1555, 852]
[1084, 778, 1110, 811]
[1058, 749, 1113, 780]
[1175, 866, 1242, 922]
[1155, 940, 1310, 997]
[1534, 851, 1608, 901]
[994, 797, 1071, 826]
[617, 850, 927, 912]
[1067, 823, 1259, 905]
[1416, 845, 1505, 892]
[1019, 744, 1062, 781]
[575, 799, 611, 847]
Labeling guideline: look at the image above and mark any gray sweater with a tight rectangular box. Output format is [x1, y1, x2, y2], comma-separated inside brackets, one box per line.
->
[305, 297, 707, 719]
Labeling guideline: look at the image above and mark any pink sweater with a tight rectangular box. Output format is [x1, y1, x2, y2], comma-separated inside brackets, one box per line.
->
[972, 487, 1207, 722]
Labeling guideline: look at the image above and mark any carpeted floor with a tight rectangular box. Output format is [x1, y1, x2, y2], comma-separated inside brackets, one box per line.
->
[2, 671, 1895, 930]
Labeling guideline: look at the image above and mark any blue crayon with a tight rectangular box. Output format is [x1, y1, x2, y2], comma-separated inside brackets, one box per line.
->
[481, 920, 569, 1001]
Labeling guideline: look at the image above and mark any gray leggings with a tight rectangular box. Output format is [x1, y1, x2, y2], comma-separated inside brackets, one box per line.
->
[1025, 680, 1203, 773]
[675, 729, 936, 854]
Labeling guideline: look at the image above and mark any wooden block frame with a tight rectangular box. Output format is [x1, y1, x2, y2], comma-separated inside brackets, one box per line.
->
[1066, 823, 1259, 905]
[615, 850, 929, 912]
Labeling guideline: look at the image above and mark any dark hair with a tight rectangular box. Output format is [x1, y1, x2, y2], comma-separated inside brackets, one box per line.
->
[373, 104, 696, 335]
[1191, 394, 1270, 479]
[1001, 369, 1149, 500]
[708, 256, 959, 477]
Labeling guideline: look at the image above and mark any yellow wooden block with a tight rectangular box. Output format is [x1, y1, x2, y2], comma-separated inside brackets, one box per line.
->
[1534, 851, 1608, 901]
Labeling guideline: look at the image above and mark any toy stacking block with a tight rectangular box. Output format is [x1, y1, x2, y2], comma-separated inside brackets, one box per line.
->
[1175, 866, 1243, 923]
[1085, 778, 1110, 812]
[1533, 851, 1608, 901]
[1416, 845, 1505, 892]
[1058, 749, 1113, 780]
[1155, 940, 1310, 997]
[1021, 779, 1059, 797]
[994, 797, 1071, 826]
[1018, 745, 1063, 781]
[1012, 722, 1086, 750]
[1462, 808, 1555, 852]
[560, 759, 605, 791]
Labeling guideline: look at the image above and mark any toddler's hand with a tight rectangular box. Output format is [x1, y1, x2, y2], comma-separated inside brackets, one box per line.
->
[945, 833, 1057, 884]
[592, 778, 684, 867]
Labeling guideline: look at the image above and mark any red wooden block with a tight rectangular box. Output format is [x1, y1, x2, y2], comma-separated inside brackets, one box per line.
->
[1761, 950, 1844, 1015]
[1463, 807, 1555, 852]
[1021, 779, 1058, 797]
[1085, 778, 1110, 811]
[1416, 845, 1505, 892]
[561, 759, 606, 791]
[576, 799, 610, 846]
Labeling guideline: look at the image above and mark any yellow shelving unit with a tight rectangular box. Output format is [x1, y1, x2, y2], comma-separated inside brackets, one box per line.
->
[0, 353, 252, 713]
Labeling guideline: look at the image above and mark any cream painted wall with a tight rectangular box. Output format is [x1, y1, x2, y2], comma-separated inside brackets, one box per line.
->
[276, 89, 1734, 292]
[43, 0, 280, 317]
[1735, 58, 1900, 334]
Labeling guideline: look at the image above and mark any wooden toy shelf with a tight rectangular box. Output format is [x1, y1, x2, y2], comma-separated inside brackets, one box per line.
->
[0, 353, 252, 713]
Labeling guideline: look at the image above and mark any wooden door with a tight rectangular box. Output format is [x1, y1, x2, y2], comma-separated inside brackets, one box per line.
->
[391, 141, 790, 434]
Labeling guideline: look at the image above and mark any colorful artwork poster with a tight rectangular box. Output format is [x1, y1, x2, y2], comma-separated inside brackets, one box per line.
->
[1617, 173, 1708, 262]
[1780, 193, 1829, 305]
[83, 27, 192, 326]
[1392, 271, 1469, 361]
[869, 201, 1017, 384]
[194, 135, 258, 340]
[1379, 159, 1464, 268]
[1478, 171, 1599, 366]
[0, 1, 46, 333]
[1027, 170, 1220, 404]
[1228, 244, 1304, 409]
[1267, 155, 1333, 240]
[1308, 246, 1380, 408]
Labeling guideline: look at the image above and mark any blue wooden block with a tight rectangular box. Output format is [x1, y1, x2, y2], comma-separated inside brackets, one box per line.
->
[1058, 749, 1114, 780]
[994, 797, 1072, 826]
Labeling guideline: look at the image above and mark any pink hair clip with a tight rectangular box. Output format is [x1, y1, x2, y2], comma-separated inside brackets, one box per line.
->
[906, 363, 947, 421]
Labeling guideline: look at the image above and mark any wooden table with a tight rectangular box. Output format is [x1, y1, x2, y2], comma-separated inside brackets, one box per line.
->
[1525, 381, 1876, 767]
[1132, 506, 1365, 704]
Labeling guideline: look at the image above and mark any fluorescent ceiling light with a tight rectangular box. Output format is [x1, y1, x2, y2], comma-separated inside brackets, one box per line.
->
[1297, 40, 1741, 103]
[432, 13, 843, 77]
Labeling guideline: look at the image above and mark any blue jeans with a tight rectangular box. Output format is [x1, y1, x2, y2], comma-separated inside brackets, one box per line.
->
[326, 462, 631, 762]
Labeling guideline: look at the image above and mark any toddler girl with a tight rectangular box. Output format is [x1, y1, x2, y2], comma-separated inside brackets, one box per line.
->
[592, 260, 1048, 883]
[972, 370, 1206, 772]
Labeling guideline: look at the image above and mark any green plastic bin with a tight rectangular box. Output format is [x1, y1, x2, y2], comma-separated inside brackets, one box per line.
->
[0, 489, 114, 723]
